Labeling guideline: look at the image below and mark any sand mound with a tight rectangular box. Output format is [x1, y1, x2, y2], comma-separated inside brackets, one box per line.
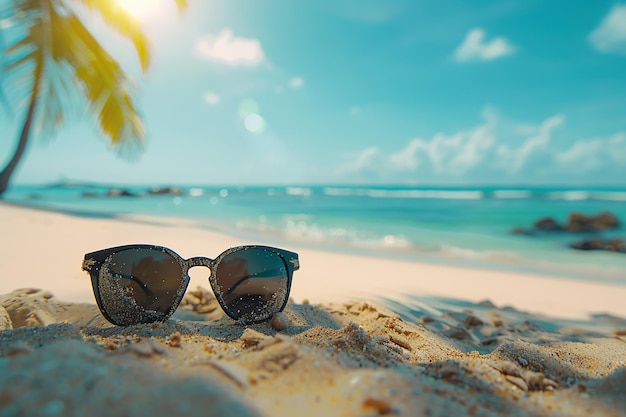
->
[1, 288, 626, 417]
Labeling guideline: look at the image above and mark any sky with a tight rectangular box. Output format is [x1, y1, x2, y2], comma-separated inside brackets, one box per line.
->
[1, 0, 626, 186]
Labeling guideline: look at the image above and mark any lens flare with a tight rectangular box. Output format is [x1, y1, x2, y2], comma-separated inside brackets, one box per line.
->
[244, 114, 265, 133]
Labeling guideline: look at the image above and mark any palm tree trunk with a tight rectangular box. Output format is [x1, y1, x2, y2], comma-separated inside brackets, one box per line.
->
[0, 55, 43, 196]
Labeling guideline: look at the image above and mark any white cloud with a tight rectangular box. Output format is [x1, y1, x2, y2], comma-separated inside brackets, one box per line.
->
[343, 109, 497, 177]
[453, 28, 515, 62]
[390, 108, 497, 174]
[194, 29, 265, 66]
[339, 146, 380, 174]
[203, 91, 220, 105]
[388, 139, 426, 170]
[496, 114, 564, 173]
[556, 132, 626, 171]
[338, 111, 624, 182]
[288, 76, 304, 89]
[589, 4, 626, 54]
[555, 139, 603, 171]
[448, 108, 498, 172]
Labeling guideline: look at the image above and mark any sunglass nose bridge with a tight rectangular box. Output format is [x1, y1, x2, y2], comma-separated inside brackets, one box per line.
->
[187, 256, 212, 268]
[186, 257, 213, 286]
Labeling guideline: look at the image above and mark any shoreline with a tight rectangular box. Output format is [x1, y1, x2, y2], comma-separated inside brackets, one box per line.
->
[5, 194, 626, 288]
[2, 201, 626, 321]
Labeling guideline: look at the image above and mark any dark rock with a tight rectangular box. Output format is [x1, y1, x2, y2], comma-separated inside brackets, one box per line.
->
[609, 239, 626, 253]
[595, 211, 620, 229]
[524, 211, 620, 235]
[570, 238, 606, 251]
[565, 211, 620, 232]
[148, 187, 184, 196]
[570, 238, 626, 253]
[533, 217, 562, 231]
[106, 188, 137, 197]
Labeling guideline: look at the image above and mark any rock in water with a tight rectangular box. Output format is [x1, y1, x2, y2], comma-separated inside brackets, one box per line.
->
[566, 211, 620, 232]
[533, 217, 562, 231]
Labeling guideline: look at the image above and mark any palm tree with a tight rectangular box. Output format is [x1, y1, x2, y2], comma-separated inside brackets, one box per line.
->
[0, 0, 187, 195]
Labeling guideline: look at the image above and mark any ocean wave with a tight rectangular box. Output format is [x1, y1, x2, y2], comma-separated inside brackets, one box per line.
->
[286, 187, 312, 197]
[322, 187, 626, 202]
[438, 245, 522, 263]
[546, 191, 591, 201]
[323, 188, 484, 200]
[239, 214, 413, 250]
[544, 191, 626, 202]
[323, 187, 369, 197]
[589, 192, 626, 202]
[492, 190, 532, 199]
[284, 219, 412, 249]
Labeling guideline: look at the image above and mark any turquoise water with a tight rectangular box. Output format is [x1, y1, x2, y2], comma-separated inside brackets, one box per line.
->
[5, 184, 626, 285]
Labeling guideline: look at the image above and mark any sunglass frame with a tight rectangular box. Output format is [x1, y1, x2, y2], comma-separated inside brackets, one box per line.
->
[82, 244, 299, 326]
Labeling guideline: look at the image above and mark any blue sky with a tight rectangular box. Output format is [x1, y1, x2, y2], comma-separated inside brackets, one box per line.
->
[2, 0, 626, 186]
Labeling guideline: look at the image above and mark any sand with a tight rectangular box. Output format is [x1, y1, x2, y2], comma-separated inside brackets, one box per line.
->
[1, 202, 626, 416]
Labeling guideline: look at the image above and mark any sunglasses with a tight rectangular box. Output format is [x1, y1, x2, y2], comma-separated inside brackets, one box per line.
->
[82, 244, 299, 326]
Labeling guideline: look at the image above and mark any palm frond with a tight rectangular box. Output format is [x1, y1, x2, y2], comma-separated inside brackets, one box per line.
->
[0, 23, 13, 114]
[0, 0, 39, 114]
[0, 0, 192, 155]
[36, 59, 80, 135]
[68, 0, 152, 73]
[1, 0, 43, 116]
[47, 6, 145, 149]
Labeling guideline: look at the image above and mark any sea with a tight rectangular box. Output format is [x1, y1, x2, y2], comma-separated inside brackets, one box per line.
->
[4, 183, 626, 286]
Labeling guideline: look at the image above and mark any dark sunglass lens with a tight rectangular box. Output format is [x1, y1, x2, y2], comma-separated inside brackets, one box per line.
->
[97, 248, 184, 325]
[215, 248, 289, 323]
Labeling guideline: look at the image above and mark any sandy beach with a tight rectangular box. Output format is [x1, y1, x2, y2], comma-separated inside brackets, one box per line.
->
[1, 202, 626, 416]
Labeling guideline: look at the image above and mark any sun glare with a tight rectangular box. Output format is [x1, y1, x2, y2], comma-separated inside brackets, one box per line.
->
[117, 0, 166, 22]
